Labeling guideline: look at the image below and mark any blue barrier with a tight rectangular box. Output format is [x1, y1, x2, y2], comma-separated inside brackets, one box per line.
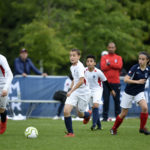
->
[8, 75, 150, 118]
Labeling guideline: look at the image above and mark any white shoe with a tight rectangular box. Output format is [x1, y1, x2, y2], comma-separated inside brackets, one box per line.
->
[53, 116, 60, 120]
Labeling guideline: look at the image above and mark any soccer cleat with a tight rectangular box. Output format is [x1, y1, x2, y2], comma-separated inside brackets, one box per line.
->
[64, 132, 75, 137]
[53, 116, 60, 120]
[102, 118, 108, 122]
[97, 127, 102, 130]
[0, 121, 7, 134]
[110, 128, 117, 135]
[83, 110, 92, 124]
[91, 126, 102, 131]
[91, 126, 97, 131]
[139, 128, 150, 135]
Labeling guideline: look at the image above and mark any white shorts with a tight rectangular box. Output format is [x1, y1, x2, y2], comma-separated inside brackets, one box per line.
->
[120, 92, 146, 108]
[0, 96, 8, 109]
[65, 92, 90, 112]
[89, 89, 103, 107]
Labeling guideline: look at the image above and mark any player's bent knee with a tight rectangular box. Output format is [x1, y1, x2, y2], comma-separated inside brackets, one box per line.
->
[64, 109, 71, 117]
[93, 103, 99, 108]
[141, 106, 148, 113]
[0, 108, 5, 113]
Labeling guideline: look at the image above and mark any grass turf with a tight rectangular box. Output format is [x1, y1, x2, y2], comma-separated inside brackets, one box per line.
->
[0, 118, 150, 150]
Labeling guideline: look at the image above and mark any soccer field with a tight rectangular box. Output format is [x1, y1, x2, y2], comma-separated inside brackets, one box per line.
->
[1, 118, 150, 150]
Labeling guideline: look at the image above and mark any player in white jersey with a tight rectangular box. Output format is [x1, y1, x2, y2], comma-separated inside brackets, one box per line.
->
[64, 49, 91, 137]
[0, 54, 13, 134]
[85, 55, 115, 130]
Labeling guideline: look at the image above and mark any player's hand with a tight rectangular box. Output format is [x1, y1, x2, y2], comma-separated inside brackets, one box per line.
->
[106, 59, 110, 66]
[22, 73, 27, 77]
[67, 91, 72, 97]
[1, 90, 8, 97]
[111, 90, 116, 97]
[42, 73, 48, 77]
[138, 79, 146, 84]
[107, 62, 110, 66]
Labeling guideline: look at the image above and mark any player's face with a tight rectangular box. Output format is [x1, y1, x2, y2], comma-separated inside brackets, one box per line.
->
[86, 58, 96, 70]
[107, 43, 116, 54]
[138, 54, 149, 67]
[70, 51, 80, 65]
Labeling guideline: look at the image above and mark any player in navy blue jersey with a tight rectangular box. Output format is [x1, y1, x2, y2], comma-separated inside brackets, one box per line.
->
[110, 52, 150, 135]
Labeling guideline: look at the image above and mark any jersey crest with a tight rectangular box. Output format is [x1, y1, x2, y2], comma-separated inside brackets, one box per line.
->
[93, 75, 96, 79]
[115, 59, 118, 63]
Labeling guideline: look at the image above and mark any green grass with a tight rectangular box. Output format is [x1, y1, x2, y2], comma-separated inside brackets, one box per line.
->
[1, 118, 150, 150]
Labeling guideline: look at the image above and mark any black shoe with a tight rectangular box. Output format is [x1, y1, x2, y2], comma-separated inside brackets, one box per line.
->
[110, 128, 117, 135]
[102, 119, 108, 122]
[139, 128, 150, 135]
[91, 126, 97, 131]
[97, 127, 102, 130]
[91, 126, 102, 131]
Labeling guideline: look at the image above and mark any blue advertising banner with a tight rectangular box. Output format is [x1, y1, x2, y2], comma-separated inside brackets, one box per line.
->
[8, 75, 67, 118]
[8, 76, 150, 118]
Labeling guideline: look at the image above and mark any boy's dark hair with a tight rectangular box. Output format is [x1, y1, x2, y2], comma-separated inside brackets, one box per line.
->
[71, 49, 81, 56]
[86, 55, 96, 62]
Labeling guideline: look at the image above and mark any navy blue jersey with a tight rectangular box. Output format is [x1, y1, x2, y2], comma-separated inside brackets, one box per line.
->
[125, 64, 150, 96]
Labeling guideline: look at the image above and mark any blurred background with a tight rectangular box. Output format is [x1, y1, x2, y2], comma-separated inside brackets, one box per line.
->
[0, 0, 150, 75]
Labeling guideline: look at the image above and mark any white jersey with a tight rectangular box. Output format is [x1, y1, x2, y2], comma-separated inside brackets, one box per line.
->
[85, 67, 107, 92]
[63, 78, 72, 92]
[0, 54, 13, 92]
[70, 60, 90, 95]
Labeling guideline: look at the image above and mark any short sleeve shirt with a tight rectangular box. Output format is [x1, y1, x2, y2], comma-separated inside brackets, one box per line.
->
[70, 61, 90, 95]
[125, 64, 150, 96]
[85, 67, 107, 92]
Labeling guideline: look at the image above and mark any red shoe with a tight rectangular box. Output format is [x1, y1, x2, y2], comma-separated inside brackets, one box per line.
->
[83, 110, 92, 124]
[64, 133, 75, 137]
[0, 121, 7, 134]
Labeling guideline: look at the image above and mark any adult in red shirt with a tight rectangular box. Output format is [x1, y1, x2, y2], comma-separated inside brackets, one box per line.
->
[100, 42, 123, 121]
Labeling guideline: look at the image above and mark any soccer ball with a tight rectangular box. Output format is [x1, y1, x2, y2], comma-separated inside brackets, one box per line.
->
[24, 126, 38, 138]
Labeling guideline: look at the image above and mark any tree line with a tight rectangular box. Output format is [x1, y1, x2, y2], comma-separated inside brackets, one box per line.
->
[0, 0, 150, 75]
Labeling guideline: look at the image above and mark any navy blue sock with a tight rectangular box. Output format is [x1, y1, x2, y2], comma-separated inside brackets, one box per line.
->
[92, 108, 99, 127]
[84, 111, 90, 118]
[97, 115, 101, 128]
[1, 110, 7, 123]
[64, 116, 73, 133]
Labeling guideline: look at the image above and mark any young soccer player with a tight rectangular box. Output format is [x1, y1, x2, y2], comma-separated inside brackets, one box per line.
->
[64, 49, 91, 137]
[0, 54, 13, 134]
[110, 52, 150, 135]
[85, 55, 115, 130]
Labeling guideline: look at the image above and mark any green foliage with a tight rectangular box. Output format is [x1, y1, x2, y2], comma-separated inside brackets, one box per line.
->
[0, 0, 150, 74]
[20, 21, 68, 74]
